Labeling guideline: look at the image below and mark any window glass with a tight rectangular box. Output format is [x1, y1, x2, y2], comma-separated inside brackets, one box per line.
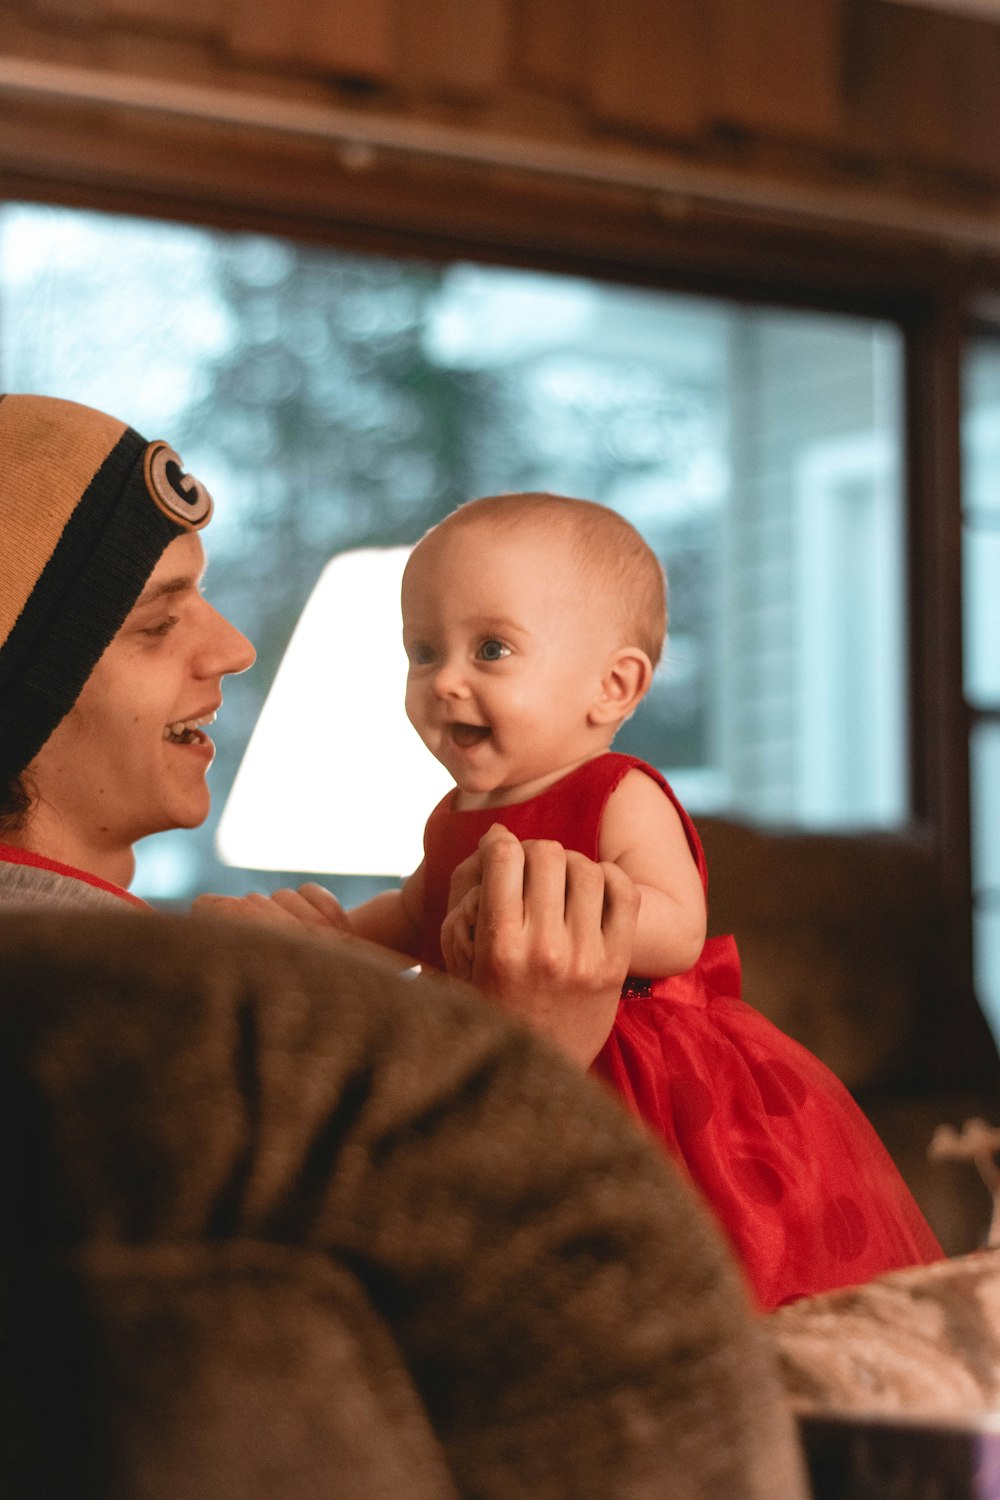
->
[964, 530, 1000, 706]
[0, 203, 908, 901]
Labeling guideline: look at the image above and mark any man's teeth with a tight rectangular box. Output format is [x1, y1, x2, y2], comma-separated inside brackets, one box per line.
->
[164, 712, 217, 744]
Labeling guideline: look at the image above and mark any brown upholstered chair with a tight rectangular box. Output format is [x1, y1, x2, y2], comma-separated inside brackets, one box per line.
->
[0, 909, 806, 1500]
[700, 816, 1000, 1255]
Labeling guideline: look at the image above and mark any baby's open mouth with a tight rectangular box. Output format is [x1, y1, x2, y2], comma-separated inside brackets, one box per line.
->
[449, 723, 491, 749]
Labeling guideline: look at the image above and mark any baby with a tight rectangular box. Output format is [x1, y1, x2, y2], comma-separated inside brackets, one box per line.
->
[340, 492, 943, 1309]
[346, 491, 703, 982]
[208, 490, 942, 1308]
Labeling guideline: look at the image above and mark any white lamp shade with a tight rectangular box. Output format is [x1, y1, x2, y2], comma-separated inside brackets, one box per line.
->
[216, 546, 453, 877]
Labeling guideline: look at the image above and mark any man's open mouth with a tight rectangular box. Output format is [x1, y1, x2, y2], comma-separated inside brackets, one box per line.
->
[164, 712, 217, 746]
[449, 723, 491, 749]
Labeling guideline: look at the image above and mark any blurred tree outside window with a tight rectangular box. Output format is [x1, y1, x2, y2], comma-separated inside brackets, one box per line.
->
[0, 203, 906, 905]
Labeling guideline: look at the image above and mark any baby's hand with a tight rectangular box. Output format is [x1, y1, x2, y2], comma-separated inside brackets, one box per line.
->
[192, 882, 353, 937]
[441, 883, 481, 982]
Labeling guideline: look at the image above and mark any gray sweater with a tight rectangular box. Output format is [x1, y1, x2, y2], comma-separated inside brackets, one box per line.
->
[0, 856, 133, 911]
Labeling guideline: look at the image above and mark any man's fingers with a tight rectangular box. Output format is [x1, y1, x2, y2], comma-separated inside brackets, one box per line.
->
[477, 829, 527, 933]
[561, 851, 610, 941]
[597, 859, 641, 952]
[558, 855, 638, 995]
[520, 839, 570, 912]
[446, 823, 520, 912]
[480, 822, 520, 848]
[599, 859, 641, 921]
[518, 842, 578, 974]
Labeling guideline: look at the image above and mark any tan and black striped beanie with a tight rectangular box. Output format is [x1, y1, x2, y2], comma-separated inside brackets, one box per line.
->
[0, 393, 214, 784]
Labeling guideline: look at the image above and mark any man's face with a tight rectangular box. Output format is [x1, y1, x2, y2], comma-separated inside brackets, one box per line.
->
[401, 519, 619, 808]
[29, 533, 255, 859]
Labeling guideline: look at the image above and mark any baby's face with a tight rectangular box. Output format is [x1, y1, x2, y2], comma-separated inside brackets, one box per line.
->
[401, 519, 621, 808]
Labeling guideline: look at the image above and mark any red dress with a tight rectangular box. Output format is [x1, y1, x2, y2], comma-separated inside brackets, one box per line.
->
[420, 753, 943, 1309]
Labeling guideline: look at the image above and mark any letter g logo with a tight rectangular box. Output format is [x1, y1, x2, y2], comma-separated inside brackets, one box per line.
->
[143, 442, 213, 529]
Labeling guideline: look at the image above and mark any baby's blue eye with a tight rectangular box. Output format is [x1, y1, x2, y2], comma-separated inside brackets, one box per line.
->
[407, 641, 436, 666]
[477, 639, 510, 662]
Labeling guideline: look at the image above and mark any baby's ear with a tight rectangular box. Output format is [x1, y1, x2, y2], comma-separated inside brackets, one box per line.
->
[589, 647, 654, 727]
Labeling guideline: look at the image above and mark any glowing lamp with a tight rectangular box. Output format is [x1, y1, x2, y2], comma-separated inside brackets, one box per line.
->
[216, 546, 452, 877]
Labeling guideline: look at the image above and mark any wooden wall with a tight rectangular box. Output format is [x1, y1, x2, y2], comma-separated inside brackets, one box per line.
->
[2, 0, 1000, 283]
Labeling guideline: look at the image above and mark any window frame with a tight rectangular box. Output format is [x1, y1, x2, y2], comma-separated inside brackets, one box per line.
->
[1, 157, 985, 973]
[961, 316, 1000, 1003]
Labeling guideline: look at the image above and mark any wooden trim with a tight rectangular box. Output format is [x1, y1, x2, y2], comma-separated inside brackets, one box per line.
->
[906, 290, 976, 990]
[4, 56, 1000, 299]
[1, 54, 1000, 255]
[0, 129, 982, 323]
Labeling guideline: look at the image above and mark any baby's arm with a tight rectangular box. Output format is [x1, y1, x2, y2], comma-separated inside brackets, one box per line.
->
[192, 866, 426, 966]
[347, 862, 426, 962]
[598, 770, 707, 978]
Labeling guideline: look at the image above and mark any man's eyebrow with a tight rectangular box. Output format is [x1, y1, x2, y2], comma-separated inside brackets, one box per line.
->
[132, 575, 202, 608]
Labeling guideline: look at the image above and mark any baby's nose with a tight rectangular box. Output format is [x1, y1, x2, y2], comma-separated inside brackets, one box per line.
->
[433, 659, 469, 697]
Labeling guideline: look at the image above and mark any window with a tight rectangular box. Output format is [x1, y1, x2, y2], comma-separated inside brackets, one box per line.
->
[962, 337, 1000, 1030]
[0, 202, 907, 902]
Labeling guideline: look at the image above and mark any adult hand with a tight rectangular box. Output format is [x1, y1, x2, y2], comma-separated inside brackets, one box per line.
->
[191, 882, 352, 936]
[441, 824, 639, 1068]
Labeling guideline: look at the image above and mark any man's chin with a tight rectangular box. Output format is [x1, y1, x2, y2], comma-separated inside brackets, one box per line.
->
[143, 794, 212, 837]
[178, 798, 212, 831]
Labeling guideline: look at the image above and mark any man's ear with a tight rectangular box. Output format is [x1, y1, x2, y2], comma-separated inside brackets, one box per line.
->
[588, 647, 654, 727]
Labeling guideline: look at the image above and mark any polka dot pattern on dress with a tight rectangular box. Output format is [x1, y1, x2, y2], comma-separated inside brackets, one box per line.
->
[668, 1075, 714, 1137]
[748, 1058, 809, 1116]
[822, 1194, 869, 1260]
[733, 1156, 785, 1206]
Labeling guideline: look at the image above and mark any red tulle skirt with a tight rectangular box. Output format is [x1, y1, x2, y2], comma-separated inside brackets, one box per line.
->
[592, 937, 944, 1310]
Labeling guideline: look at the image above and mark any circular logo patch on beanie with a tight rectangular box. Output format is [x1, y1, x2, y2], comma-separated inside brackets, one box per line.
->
[143, 442, 214, 529]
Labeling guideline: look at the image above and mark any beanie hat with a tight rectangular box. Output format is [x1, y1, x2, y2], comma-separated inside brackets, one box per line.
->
[0, 393, 214, 785]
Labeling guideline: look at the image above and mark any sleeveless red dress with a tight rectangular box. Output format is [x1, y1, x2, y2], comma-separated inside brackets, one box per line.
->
[420, 753, 943, 1309]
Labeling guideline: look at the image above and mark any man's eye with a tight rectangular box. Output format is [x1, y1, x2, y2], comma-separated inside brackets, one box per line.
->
[143, 616, 179, 638]
[477, 639, 510, 662]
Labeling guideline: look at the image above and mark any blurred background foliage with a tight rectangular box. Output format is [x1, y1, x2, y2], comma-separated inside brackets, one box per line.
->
[170, 235, 718, 899]
[0, 209, 720, 898]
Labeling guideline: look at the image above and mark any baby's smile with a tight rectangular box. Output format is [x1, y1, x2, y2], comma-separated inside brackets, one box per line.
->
[449, 722, 492, 749]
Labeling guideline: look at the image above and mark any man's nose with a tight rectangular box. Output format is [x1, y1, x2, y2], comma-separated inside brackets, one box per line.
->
[225, 621, 257, 676]
[200, 605, 256, 677]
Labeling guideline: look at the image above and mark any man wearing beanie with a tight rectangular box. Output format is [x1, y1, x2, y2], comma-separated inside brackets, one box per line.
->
[0, 400, 796, 1498]
[0, 392, 638, 1058]
[0, 392, 255, 906]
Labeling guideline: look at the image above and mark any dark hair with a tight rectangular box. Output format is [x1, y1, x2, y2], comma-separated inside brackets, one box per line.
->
[0, 769, 34, 838]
